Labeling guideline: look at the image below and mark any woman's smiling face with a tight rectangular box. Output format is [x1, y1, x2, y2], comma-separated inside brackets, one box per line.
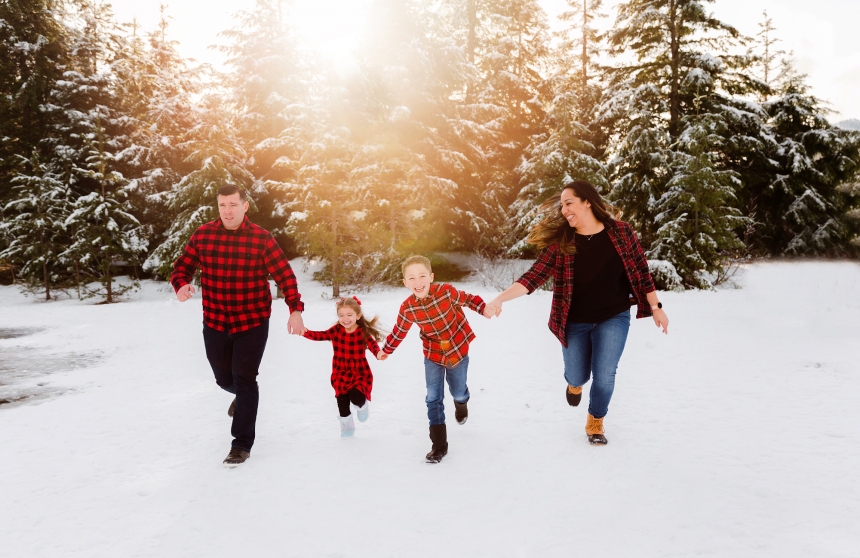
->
[560, 188, 593, 231]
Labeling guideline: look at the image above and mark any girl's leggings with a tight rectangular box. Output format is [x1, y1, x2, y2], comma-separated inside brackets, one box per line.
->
[336, 388, 367, 417]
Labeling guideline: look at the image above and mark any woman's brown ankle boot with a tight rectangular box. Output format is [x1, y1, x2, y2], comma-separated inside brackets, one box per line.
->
[585, 413, 607, 445]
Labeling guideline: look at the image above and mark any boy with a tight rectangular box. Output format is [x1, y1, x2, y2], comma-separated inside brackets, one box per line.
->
[378, 255, 495, 463]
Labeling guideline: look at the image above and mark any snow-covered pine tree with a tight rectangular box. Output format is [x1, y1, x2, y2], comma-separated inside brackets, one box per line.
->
[602, 0, 761, 277]
[0, 154, 71, 299]
[451, 0, 551, 253]
[115, 6, 202, 247]
[512, 0, 609, 254]
[760, 58, 860, 256]
[46, 0, 147, 302]
[217, 0, 307, 239]
[279, 82, 370, 298]
[649, 113, 745, 288]
[144, 94, 255, 279]
[0, 0, 69, 201]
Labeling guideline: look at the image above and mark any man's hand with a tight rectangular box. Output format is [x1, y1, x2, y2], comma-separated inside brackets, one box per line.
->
[287, 311, 305, 335]
[377, 351, 388, 361]
[176, 284, 196, 302]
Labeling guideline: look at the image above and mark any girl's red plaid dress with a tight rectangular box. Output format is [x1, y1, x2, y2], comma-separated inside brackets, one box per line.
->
[304, 324, 381, 399]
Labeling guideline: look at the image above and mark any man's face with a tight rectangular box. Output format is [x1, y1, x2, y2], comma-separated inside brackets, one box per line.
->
[217, 193, 249, 230]
[403, 263, 433, 299]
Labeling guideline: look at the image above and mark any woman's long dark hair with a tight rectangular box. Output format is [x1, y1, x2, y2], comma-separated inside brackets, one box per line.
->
[526, 180, 617, 254]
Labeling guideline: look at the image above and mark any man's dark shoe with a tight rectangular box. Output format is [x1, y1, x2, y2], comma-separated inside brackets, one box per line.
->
[454, 400, 468, 425]
[228, 397, 236, 417]
[566, 385, 582, 407]
[222, 447, 250, 467]
[425, 424, 449, 464]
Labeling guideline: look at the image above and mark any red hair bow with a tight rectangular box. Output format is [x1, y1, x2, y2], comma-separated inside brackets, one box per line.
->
[352, 296, 361, 305]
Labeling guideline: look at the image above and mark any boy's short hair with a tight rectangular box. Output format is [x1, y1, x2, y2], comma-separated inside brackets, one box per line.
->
[217, 183, 247, 201]
[401, 255, 432, 276]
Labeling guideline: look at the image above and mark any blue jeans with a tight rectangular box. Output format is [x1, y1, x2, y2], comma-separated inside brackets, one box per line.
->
[424, 355, 470, 426]
[562, 310, 630, 419]
[203, 320, 269, 451]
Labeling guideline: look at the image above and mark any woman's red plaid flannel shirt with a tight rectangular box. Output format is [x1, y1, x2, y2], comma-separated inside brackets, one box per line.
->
[170, 216, 304, 334]
[304, 324, 381, 398]
[382, 283, 486, 367]
[516, 220, 656, 347]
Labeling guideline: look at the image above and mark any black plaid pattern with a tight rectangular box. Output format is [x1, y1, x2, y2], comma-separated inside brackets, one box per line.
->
[304, 324, 381, 399]
[171, 216, 304, 334]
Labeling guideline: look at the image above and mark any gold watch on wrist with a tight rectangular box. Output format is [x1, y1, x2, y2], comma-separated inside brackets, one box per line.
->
[650, 302, 663, 311]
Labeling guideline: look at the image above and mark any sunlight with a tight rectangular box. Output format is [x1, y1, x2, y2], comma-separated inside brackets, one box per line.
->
[291, 0, 372, 73]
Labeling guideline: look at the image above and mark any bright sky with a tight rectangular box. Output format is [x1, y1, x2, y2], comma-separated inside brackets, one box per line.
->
[108, 0, 860, 121]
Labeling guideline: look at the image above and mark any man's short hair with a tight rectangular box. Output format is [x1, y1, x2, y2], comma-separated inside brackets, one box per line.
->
[217, 184, 247, 201]
[401, 255, 432, 276]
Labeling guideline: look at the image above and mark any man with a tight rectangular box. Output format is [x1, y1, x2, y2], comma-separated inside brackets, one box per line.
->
[171, 184, 305, 467]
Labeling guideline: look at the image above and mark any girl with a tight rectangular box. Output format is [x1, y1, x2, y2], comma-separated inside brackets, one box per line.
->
[303, 296, 384, 437]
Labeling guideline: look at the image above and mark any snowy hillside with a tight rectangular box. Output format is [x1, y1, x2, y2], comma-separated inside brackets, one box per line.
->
[1, 261, 858, 557]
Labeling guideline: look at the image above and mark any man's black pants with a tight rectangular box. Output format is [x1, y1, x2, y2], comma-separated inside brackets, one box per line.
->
[203, 320, 269, 452]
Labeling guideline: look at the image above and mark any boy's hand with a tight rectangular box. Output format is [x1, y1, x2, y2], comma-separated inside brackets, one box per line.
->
[485, 300, 502, 317]
[376, 351, 388, 361]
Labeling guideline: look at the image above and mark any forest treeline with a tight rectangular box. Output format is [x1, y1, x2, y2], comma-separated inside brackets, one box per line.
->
[1, 0, 859, 301]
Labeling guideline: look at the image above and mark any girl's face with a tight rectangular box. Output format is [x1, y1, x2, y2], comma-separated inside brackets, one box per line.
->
[560, 188, 593, 231]
[338, 306, 361, 331]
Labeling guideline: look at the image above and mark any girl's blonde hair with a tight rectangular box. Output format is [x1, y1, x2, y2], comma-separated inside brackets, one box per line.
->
[336, 296, 384, 342]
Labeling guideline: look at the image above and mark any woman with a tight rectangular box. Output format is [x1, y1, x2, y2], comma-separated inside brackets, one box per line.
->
[486, 180, 669, 445]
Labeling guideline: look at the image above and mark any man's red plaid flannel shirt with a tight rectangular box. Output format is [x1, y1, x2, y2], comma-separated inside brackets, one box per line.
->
[170, 216, 304, 334]
[382, 283, 486, 367]
[516, 220, 656, 347]
[304, 324, 381, 398]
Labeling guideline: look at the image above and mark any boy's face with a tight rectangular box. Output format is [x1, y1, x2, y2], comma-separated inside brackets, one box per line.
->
[403, 263, 434, 299]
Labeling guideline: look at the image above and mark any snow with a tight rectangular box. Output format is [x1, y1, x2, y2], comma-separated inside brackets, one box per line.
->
[1, 261, 859, 557]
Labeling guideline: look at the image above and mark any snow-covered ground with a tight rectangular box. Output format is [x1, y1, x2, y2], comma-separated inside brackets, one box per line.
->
[1, 261, 858, 557]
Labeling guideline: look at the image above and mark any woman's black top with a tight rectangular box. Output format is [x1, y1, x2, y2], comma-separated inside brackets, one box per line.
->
[567, 228, 632, 323]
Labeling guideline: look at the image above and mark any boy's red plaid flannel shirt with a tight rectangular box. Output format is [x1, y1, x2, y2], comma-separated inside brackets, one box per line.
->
[382, 283, 486, 367]
[304, 324, 381, 398]
[170, 216, 304, 334]
[516, 219, 656, 347]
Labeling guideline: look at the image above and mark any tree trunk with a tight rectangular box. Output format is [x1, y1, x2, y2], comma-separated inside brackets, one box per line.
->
[466, 0, 477, 102]
[581, 0, 588, 92]
[668, 0, 681, 138]
[40, 217, 50, 301]
[331, 214, 340, 298]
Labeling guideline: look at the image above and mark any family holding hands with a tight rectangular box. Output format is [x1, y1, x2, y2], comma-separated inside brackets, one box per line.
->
[172, 181, 669, 467]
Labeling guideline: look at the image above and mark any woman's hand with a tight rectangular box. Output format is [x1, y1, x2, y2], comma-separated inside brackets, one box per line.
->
[482, 302, 500, 318]
[652, 308, 669, 334]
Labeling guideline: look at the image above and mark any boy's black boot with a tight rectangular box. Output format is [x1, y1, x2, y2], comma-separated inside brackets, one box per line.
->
[454, 400, 469, 425]
[425, 424, 448, 464]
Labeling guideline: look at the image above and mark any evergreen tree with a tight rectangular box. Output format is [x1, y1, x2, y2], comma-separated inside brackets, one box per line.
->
[145, 94, 255, 279]
[602, 0, 761, 278]
[649, 113, 745, 287]
[0, 153, 71, 299]
[0, 0, 69, 201]
[46, 0, 146, 302]
[760, 63, 860, 255]
[512, 0, 609, 252]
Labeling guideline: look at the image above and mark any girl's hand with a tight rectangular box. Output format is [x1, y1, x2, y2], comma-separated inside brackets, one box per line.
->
[652, 309, 669, 334]
[482, 304, 496, 319]
[376, 351, 388, 361]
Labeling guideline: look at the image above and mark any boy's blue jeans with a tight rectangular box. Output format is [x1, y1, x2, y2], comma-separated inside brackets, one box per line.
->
[562, 310, 631, 419]
[424, 355, 470, 426]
